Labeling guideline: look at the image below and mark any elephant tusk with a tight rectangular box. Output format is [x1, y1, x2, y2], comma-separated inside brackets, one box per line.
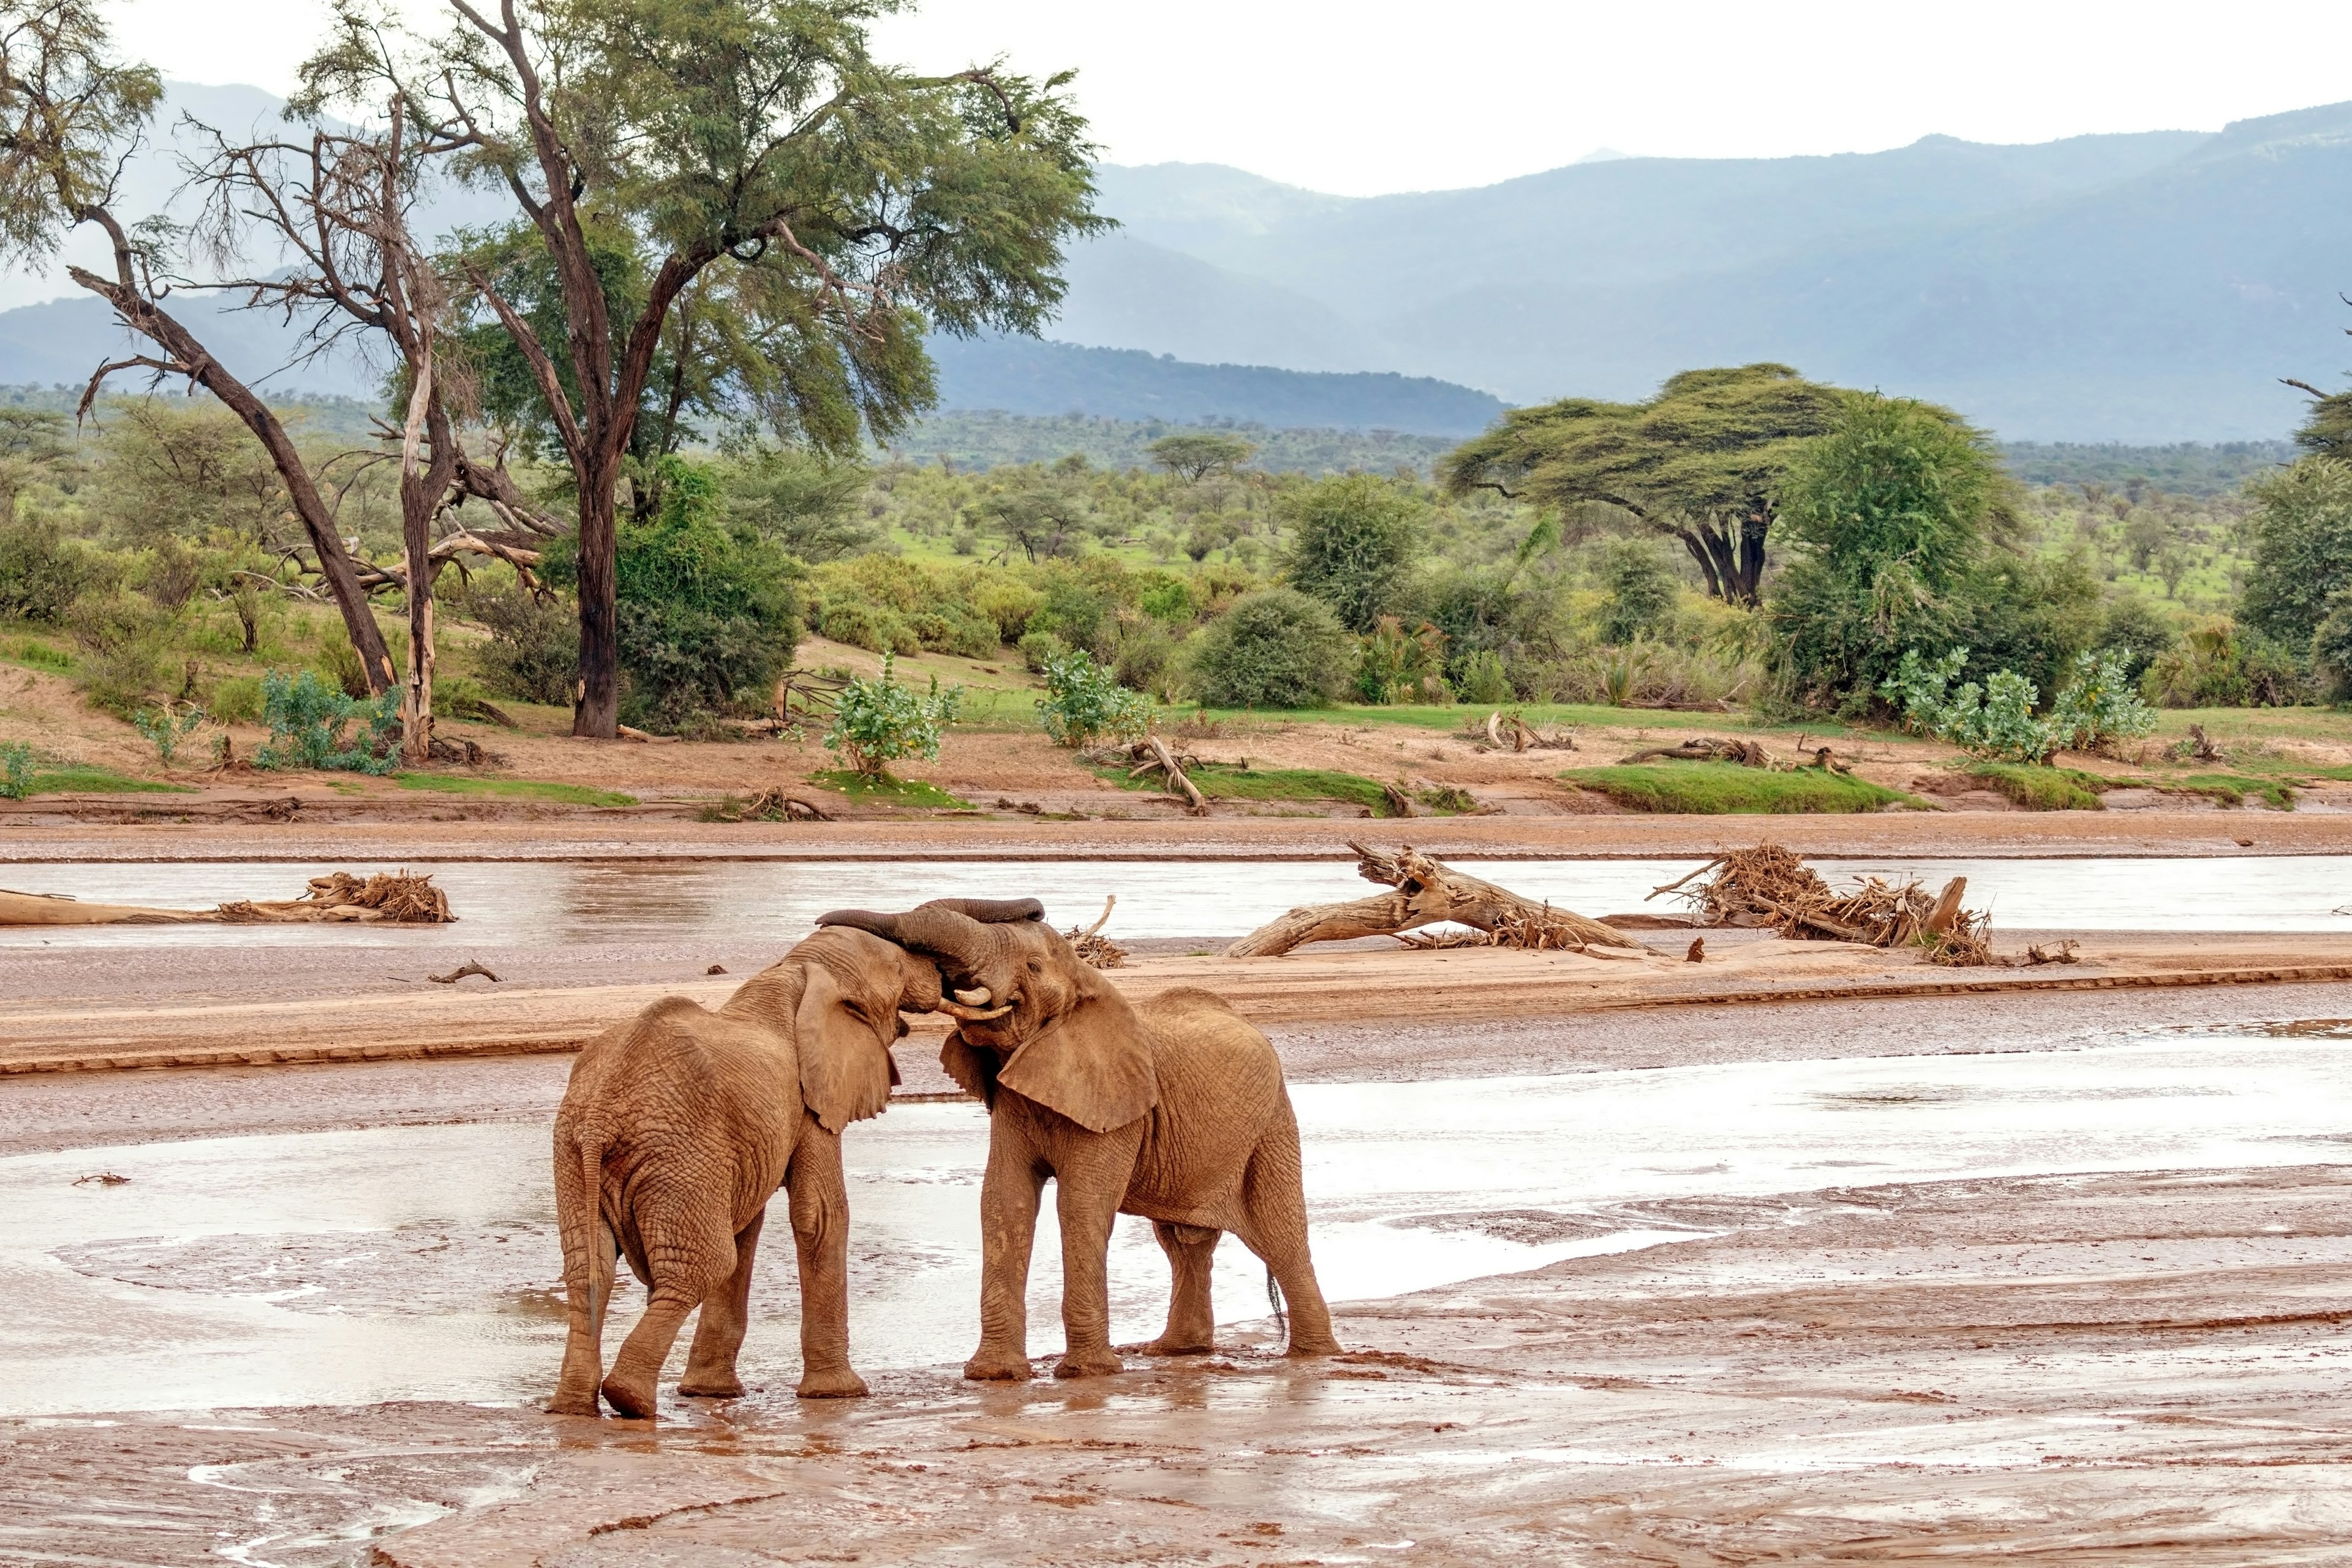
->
[952, 986, 993, 1006]
[934, 998, 1012, 1022]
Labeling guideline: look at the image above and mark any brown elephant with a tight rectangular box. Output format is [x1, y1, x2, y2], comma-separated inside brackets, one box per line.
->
[816, 898, 1341, 1380]
[546, 925, 953, 1417]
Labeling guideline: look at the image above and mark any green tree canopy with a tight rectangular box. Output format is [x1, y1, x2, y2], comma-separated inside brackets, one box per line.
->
[2239, 456, 2352, 654]
[1440, 363, 1850, 605]
[1278, 472, 1424, 633]
[1148, 431, 1253, 481]
[1188, 588, 1351, 708]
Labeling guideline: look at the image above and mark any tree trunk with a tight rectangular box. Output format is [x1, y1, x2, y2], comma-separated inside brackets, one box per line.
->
[68, 269, 397, 693]
[397, 362, 456, 766]
[572, 462, 621, 739]
[1226, 842, 1644, 958]
[1674, 528, 1725, 600]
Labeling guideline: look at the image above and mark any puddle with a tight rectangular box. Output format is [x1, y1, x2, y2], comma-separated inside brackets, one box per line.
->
[6, 855, 2350, 949]
[3, 1032, 2348, 1415]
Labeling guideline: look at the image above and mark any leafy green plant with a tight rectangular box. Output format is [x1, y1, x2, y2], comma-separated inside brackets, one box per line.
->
[1879, 648, 2059, 763]
[1189, 589, 1352, 709]
[2045, 650, 2157, 756]
[252, 670, 402, 775]
[823, 655, 963, 778]
[0, 741, 32, 799]
[810, 769, 973, 809]
[1354, 616, 1449, 704]
[130, 701, 206, 767]
[1452, 647, 1510, 706]
[1036, 649, 1152, 747]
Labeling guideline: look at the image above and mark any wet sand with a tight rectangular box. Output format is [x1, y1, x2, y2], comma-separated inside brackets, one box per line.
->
[7, 1158, 2348, 1565]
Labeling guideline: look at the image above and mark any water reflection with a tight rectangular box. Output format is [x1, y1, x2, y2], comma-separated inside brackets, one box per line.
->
[4, 854, 2350, 949]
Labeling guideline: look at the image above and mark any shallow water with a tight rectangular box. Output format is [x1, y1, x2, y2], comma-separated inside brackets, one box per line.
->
[5, 854, 2350, 949]
[4, 1031, 2347, 1416]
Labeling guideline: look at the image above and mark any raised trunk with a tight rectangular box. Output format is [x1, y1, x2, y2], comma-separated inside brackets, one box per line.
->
[68, 269, 398, 692]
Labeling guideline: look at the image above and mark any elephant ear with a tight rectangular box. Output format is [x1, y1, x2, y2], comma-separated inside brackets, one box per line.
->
[939, 1028, 997, 1106]
[795, 967, 894, 1134]
[995, 984, 1157, 1133]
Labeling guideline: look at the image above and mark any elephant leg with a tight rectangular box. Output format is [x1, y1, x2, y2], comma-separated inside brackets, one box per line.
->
[966, 1132, 1046, 1381]
[601, 1206, 731, 1419]
[1050, 1140, 1138, 1379]
[1143, 1222, 1220, 1356]
[1237, 1133, 1341, 1357]
[548, 1213, 618, 1415]
[678, 1207, 763, 1399]
[785, 1121, 867, 1398]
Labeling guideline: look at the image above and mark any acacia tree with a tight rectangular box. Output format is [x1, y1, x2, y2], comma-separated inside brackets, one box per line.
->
[306, 0, 1107, 738]
[0, 0, 399, 689]
[1441, 363, 1850, 606]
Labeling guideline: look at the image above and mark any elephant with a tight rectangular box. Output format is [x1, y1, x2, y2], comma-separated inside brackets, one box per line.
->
[816, 897, 1341, 1380]
[546, 925, 949, 1417]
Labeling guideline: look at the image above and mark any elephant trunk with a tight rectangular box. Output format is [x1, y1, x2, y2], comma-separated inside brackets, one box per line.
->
[817, 904, 999, 978]
[920, 897, 1046, 925]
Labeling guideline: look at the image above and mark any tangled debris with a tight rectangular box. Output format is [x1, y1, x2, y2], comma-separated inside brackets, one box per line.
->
[219, 871, 456, 924]
[709, 788, 830, 823]
[1064, 895, 1127, 968]
[1650, 844, 1994, 966]
[1230, 842, 1644, 959]
[1621, 736, 1777, 768]
[1086, 736, 1208, 816]
[1475, 710, 1577, 753]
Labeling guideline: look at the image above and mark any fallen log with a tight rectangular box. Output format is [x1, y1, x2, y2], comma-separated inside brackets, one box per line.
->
[1621, 737, 1776, 768]
[1089, 736, 1208, 815]
[1226, 842, 1645, 959]
[1646, 843, 1993, 966]
[1, 871, 456, 926]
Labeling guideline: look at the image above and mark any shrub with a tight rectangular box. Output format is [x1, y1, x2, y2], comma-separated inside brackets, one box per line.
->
[318, 636, 373, 699]
[823, 655, 962, 778]
[1597, 538, 1679, 645]
[2239, 456, 2352, 651]
[1017, 628, 1066, 673]
[1110, 619, 1179, 699]
[1453, 647, 1512, 706]
[2046, 650, 2158, 755]
[1279, 473, 1424, 632]
[1879, 648, 2059, 763]
[209, 674, 265, 725]
[1038, 649, 1153, 748]
[68, 593, 174, 717]
[252, 669, 401, 774]
[0, 516, 105, 624]
[131, 701, 206, 767]
[819, 596, 918, 655]
[1189, 589, 1351, 709]
[2139, 619, 2307, 708]
[0, 740, 31, 799]
[2315, 589, 2352, 702]
[1354, 616, 1448, 704]
[470, 584, 577, 707]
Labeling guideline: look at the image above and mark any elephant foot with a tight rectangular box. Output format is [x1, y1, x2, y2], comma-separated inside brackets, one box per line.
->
[962, 1349, 1035, 1382]
[544, 1390, 602, 1417]
[1141, 1335, 1213, 1357]
[1285, 1335, 1342, 1359]
[677, 1374, 747, 1399]
[796, 1365, 869, 1399]
[598, 1373, 659, 1419]
[1053, 1348, 1126, 1379]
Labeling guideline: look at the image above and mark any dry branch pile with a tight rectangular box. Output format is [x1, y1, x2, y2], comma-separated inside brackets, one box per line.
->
[1475, 710, 1577, 753]
[1087, 736, 1208, 815]
[219, 871, 456, 924]
[1064, 895, 1127, 968]
[1228, 843, 1645, 959]
[1651, 845, 1992, 965]
[1621, 737, 1777, 767]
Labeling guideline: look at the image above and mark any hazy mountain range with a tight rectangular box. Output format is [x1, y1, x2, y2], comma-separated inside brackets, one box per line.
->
[5, 86, 2350, 442]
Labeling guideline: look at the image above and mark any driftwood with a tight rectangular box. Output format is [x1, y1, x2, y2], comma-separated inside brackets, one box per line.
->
[1622, 736, 1776, 768]
[1474, 710, 1575, 752]
[1091, 736, 1208, 815]
[1, 871, 457, 927]
[615, 725, 682, 745]
[1065, 895, 1127, 968]
[429, 959, 500, 984]
[1650, 844, 1993, 966]
[1226, 842, 1645, 959]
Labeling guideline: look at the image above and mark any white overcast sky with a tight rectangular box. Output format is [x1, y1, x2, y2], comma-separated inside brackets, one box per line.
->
[105, 0, 2352, 196]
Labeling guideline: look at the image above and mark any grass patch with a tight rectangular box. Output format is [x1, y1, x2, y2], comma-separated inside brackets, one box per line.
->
[1096, 760, 1456, 815]
[810, 769, 973, 809]
[2162, 772, 2298, 810]
[24, 767, 194, 796]
[1963, 763, 2112, 811]
[2, 636, 72, 673]
[1178, 702, 1779, 736]
[394, 773, 638, 808]
[1561, 761, 1913, 815]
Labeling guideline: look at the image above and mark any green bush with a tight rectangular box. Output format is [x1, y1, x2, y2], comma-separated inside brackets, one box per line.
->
[1879, 648, 2058, 763]
[1110, 618, 1179, 698]
[2239, 457, 2352, 652]
[1562, 761, 1913, 814]
[131, 701, 206, 767]
[2140, 620, 2307, 707]
[469, 584, 577, 707]
[318, 636, 374, 699]
[0, 516, 106, 624]
[68, 593, 175, 717]
[1037, 649, 1153, 747]
[1189, 589, 1351, 709]
[0, 741, 31, 799]
[2046, 650, 2158, 755]
[1017, 628, 1066, 673]
[2315, 589, 2352, 702]
[252, 669, 401, 774]
[1354, 616, 1449, 704]
[1597, 538, 1679, 645]
[823, 655, 962, 778]
[1454, 647, 1512, 706]
[1278, 473, 1424, 632]
[209, 674, 265, 725]
[819, 595, 918, 655]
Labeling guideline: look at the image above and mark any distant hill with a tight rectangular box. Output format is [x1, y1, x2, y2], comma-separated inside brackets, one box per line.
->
[1063, 111, 2352, 442]
[881, 410, 1458, 474]
[925, 336, 1504, 436]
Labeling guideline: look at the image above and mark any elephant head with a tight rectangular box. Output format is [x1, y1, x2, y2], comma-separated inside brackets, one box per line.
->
[816, 899, 1158, 1134]
[737, 926, 954, 1133]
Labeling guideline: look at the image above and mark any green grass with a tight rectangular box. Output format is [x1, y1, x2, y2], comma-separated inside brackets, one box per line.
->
[1561, 761, 1914, 815]
[1963, 763, 2112, 811]
[1096, 759, 1446, 814]
[2162, 772, 2299, 810]
[394, 773, 638, 807]
[22, 767, 194, 796]
[1173, 701, 1795, 736]
[810, 769, 974, 809]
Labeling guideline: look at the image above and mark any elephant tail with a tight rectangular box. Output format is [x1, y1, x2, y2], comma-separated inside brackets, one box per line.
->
[554, 1128, 610, 1322]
